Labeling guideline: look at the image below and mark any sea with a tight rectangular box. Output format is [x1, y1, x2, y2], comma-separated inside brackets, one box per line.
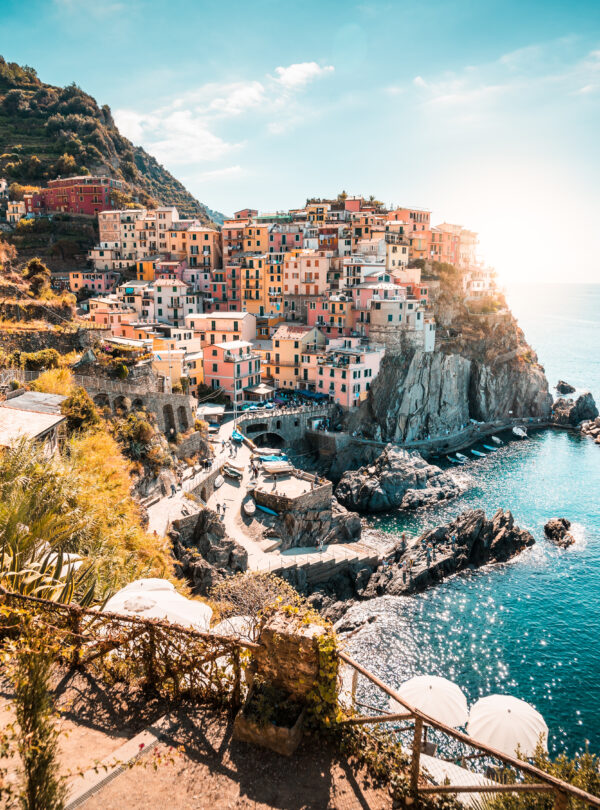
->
[347, 283, 600, 757]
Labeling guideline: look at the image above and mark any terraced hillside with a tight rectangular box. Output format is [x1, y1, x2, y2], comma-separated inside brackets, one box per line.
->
[0, 57, 221, 221]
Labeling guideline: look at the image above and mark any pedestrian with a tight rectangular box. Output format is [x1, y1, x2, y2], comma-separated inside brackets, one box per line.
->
[216, 503, 220, 515]
[401, 531, 406, 552]
[170, 483, 176, 498]
[222, 502, 227, 515]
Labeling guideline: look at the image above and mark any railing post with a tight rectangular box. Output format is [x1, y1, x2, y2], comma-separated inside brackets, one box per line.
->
[554, 791, 568, 810]
[410, 716, 423, 801]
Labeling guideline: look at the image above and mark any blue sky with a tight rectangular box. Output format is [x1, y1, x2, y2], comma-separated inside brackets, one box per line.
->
[2, 0, 600, 281]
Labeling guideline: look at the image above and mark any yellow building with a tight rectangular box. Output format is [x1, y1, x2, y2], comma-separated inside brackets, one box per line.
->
[135, 255, 161, 282]
[243, 223, 269, 253]
[269, 323, 326, 390]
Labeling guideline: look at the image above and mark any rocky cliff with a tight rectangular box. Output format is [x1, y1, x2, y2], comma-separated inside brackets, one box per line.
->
[352, 287, 552, 443]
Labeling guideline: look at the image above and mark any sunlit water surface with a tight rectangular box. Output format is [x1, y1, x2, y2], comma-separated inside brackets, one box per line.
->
[348, 284, 600, 755]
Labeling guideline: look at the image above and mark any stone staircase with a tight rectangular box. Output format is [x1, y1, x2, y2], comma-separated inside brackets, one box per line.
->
[264, 540, 381, 585]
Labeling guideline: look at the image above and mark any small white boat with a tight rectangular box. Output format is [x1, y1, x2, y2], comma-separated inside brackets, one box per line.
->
[226, 459, 245, 472]
[491, 436, 502, 445]
[455, 452, 468, 463]
[512, 427, 527, 439]
[262, 461, 294, 475]
[214, 475, 224, 489]
[447, 455, 464, 465]
[242, 499, 256, 517]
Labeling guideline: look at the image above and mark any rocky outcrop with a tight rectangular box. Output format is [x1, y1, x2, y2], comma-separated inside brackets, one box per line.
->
[362, 508, 535, 598]
[170, 508, 248, 595]
[556, 380, 576, 395]
[544, 518, 575, 548]
[581, 416, 600, 445]
[335, 445, 462, 513]
[352, 304, 552, 444]
[276, 497, 362, 550]
[552, 392, 598, 426]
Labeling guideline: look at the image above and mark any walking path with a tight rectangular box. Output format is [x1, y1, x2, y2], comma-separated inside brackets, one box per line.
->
[146, 411, 382, 580]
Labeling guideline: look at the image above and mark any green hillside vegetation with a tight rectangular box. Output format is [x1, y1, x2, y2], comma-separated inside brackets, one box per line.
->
[0, 56, 217, 221]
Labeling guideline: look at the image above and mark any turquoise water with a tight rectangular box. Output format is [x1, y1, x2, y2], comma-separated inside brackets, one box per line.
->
[353, 284, 600, 756]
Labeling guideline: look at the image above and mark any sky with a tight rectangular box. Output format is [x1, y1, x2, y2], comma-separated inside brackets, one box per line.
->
[2, 0, 600, 283]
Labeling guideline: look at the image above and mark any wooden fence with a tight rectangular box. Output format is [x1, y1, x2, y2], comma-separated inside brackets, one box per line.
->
[339, 651, 600, 809]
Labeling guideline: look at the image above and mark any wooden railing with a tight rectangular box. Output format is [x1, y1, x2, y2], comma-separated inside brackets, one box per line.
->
[339, 651, 600, 809]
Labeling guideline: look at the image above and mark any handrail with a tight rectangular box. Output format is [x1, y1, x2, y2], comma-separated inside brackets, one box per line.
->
[339, 651, 600, 806]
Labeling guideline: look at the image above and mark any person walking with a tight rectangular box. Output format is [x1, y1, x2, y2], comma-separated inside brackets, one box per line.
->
[170, 483, 176, 498]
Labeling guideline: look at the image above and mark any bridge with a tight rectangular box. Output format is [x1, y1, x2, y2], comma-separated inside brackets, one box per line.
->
[235, 403, 334, 448]
[73, 374, 196, 435]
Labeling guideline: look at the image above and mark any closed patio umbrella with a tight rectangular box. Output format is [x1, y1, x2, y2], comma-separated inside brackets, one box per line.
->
[389, 675, 469, 728]
[467, 695, 548, 758]
[104, 578, 212, 631]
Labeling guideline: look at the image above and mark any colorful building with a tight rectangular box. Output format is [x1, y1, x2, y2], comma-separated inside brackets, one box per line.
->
[202, 340, 261, 405]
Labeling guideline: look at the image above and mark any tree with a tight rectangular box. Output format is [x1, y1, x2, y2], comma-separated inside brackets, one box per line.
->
[53, 153, 77, 176]
[22, 257, 51, 297]
[60, 387, 100, 433]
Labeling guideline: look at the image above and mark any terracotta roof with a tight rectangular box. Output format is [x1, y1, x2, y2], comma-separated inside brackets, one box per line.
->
[272, 323, 314, 340]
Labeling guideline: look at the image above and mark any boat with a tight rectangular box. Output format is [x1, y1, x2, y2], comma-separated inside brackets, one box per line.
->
[491, 436, 502, 445]
[226, 459, 245, 472]
[512, 426, 527, 438]
[242, 498, 256, 517]
[262, 462, 294, 475]
[256, 503, 278, 517]
[471, 449, 486, 457]
[455, 452, 468, 462]
[223, 465, 243, 480]
[447, 455, 464, 464]
[231, 430, 244, 443]
[214, 475, 224, 489]
[483, 444, 497, 451]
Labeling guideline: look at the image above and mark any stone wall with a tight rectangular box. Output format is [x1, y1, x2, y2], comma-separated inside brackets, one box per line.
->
[254, 612, 326, 700]
[190, 463, 226, 504]
[253, 480, 332, 514]
[237, 405, 334, 449]
[176, 430, 211, 460]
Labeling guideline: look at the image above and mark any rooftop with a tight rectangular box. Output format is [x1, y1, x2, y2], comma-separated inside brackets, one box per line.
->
[3, 391, 66, 415]
[0, 408, 65, 446]
[272, 323, 314, 340]
[214, 340, 253, 350]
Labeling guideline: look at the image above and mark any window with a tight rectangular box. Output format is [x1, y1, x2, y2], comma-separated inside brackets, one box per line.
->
[388, 314, 393, 322]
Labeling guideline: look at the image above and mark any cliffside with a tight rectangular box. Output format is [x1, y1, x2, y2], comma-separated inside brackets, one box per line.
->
[354, 283, 552, 443]
[0, 56, 222, 221]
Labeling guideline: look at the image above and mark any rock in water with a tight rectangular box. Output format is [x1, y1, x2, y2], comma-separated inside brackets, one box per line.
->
[552, 392, 599, 426]
[544, 517, 575, 548]
[362, 508, 535, 598]
[556, 380, 576, 395]
[335, 444, 462, 513]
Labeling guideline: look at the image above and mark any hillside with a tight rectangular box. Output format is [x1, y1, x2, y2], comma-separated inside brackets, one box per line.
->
[0, 57, 222, 221]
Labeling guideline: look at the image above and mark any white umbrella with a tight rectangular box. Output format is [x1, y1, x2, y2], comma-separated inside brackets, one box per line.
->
[104, 582, 212, 632]
[389, 675, 469, 728]
[467, 695, 548, 758]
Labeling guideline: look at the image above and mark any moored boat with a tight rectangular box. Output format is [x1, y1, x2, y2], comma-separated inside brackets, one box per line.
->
[242, 498, 256, 517]
[491, 436, 502, 445]
[256, 503, 278, 516]
[471, 449, 486, 457]
[483, 444, 497, 451]
[512, 426, 527, 438]
[455, 452, 468, 462]
[214, 474, 224, 489]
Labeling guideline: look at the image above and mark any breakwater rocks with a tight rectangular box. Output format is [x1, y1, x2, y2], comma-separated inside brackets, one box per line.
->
[309, 509, 534, 621]
[335, 445, 462, 513]
[556, 380, 576, 395]
[552, 392, 598, 426]
[170, 508, 248, 595]
[544, 518, 575, 548]
[581, 416, 600, 445]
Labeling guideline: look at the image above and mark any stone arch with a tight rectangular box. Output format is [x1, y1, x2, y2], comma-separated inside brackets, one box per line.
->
[163, 403, 176, 435]
[177, 405, 189, 431]
[253, 431, 285, 448]
[132, 397, 145, 411]
[246, 422, 269, 435]
[93, 392, 110, 410]
[113, 395, 130, 415]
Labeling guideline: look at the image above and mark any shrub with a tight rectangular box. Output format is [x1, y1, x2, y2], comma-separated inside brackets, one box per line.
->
[17, 348, 61, 371]
[30, 367, 73, 395]
[60, 386, 100, 433]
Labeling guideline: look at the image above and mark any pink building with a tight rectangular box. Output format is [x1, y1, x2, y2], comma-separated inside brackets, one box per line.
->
[314, 338, 384, 408]
[202, 340, 261, 405]
[69, 270, 118, 295]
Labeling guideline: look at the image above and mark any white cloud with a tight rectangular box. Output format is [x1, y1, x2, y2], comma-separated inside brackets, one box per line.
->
[196, 166, 246, 182]
[114, 60, 335, 173]
[273, 62, 334, 88]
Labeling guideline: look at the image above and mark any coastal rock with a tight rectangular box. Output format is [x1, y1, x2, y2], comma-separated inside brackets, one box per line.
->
[556, 380, 576, 395]
[552, 392, 599, 426]
[361, 508, 535, 599]
[272, 497, 362, 550]
[171, 508, 248, 595]
[334, 444, 461, 513]
[580, 416, 600, 443]
[544, 517, 575, 548]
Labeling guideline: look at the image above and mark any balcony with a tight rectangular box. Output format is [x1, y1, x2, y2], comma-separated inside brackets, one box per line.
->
[224, 351, 259, 363]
